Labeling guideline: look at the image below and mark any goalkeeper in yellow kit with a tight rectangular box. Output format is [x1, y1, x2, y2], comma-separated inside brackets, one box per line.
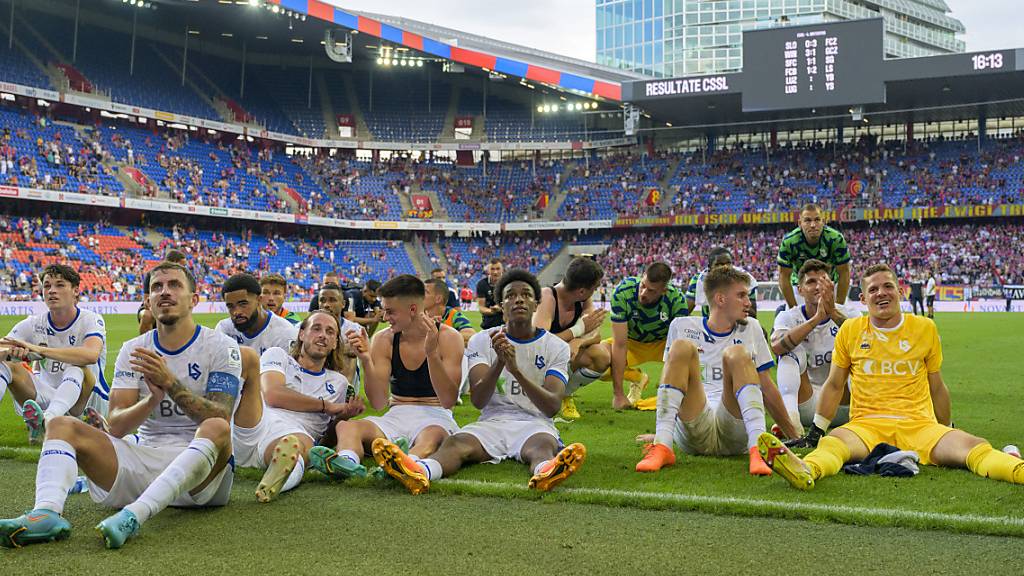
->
[759, 264, 1024, 489]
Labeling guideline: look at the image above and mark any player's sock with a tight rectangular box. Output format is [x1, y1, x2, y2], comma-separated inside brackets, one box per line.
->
[124, 437, 217, 525]
[565, 368, 602, 395]
[0, 362, 10, 406]
[803, 435, 851, 480]
[653, 385, 684, 447]
[415, 457, 442, 480]
[776, 358, 803, 434]
[967, 442, 1024, 484]
[624, 368, 644, 384]
[533, 459, 551, 475]
[33, 439, 78, 514]
[797, 397, 816, 432]
[281, 457, 305, 494]
[337, 449, 360, 467]
[43, 367, 85, 423]
[735, 384, 766, 450]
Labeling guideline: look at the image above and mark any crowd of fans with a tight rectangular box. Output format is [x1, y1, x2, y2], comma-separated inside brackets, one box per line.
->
[594, 220, 1024, 291]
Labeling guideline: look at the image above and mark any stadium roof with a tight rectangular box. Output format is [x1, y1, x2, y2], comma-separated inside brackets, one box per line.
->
[147, 0, 639, 102]
[347, 8, 648, 86]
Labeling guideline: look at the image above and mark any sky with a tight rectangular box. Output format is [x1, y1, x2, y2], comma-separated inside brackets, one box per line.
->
[334, 0, 1019, 62]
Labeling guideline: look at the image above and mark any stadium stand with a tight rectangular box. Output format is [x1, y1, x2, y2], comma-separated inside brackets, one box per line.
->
[354, 70, 449, 142]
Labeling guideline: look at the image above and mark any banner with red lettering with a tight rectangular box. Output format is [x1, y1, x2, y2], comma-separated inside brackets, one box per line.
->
[337, 115, 354, 127]
[454, 117, 474, 129]
[644, 188, 661, 206]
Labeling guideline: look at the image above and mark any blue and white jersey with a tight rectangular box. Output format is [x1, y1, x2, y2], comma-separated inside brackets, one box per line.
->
[466, 328, 570, 421]
[112, 326, 242, 448]
[216, 312, 298, 355]
[260, 347, 352, 441]
[664, 316, 775, 406]
[7, 307, 109, 401]
[773, 303, 861, 386]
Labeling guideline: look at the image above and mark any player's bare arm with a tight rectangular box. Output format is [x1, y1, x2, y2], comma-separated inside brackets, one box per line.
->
[771, 302, 826, 355]
[107, 387, 159, 439]
[130, 348, 233, 422]
[532, 288, 556, 332]
[836, 263, 851, 304]
[779, 265, 796, 307]
[421, 315, 462, 408]
[815, 362, 850, 423]
[928, 371, 952, 426]
[610, 321, 628, 397]
[350, 328, 392, 410]
[0, 335, 103, 366]
[262, 369, 361, 417]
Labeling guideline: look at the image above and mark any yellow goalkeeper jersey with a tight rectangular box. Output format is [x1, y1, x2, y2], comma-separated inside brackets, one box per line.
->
[833, 313, 943, 422]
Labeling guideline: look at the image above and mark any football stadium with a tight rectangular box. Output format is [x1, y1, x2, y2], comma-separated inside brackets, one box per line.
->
[0, 0, 1023, 572]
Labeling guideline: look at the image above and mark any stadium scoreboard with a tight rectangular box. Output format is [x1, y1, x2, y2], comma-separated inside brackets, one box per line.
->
[741, 19, 886, 112]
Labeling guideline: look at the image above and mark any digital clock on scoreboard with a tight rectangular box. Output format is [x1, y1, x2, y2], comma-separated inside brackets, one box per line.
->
[741, 18, 887, 112]
[971, 52, 1006, 71]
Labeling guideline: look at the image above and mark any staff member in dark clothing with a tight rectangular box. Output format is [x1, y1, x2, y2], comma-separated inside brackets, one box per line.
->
[308, 271, 341, 313]
[909, 272, 925, 316]
[476, 259, 504, 329]
[346, 280, 383, 336]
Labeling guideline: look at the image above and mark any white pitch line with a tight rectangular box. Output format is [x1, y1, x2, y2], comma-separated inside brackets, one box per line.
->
[439, 479, 1024, 530]
[2, 447, 1021, 530]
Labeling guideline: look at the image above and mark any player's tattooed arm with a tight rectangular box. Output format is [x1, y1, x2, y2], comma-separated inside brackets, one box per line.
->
[167, 381, 233, 422]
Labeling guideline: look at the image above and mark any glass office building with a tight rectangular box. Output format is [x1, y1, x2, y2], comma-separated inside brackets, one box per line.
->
[596, 0, 965, 77]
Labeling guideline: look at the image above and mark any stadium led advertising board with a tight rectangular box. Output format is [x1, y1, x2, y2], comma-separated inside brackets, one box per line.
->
[741, 18, 886, 112]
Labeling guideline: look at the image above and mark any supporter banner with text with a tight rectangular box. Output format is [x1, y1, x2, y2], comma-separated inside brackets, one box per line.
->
[614, 204, 1024, 228]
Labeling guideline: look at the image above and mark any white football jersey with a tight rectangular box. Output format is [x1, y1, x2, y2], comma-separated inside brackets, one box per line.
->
[466, 327, 570, 421]
[664, 316, 775, 405]
[693, 266, 757, 313]
[7, 307, 109, 400]
[772, 304, 860, 386]
[112, 326, 242, 448]
[259, 347, 353, 441]
[216, 312, 298, 355]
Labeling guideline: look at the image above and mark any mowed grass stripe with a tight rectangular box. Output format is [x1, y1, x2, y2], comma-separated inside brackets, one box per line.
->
[432, 479, 1024, 537]
[4, 443, 1020, 537]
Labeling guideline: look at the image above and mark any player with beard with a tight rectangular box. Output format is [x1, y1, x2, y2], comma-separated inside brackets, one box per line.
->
[308, 275, 463, 480]
[216, 273, 298, 354]
[0, 262, 241, 549]
[373, 269, 585, 494]
[232, 311, 364, 502]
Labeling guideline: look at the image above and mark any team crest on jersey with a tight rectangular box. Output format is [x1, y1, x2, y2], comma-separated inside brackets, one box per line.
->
[830, 326, 839, 337]
[234, 335, 244, 344]
[46, 328, 55, 336]
[325, 382, 336, 395]
[188, 363, 202, 381]
[703, 333, 715, 344]
[819, 247, 826, 257]
[660, 311, 669, 322]
[69, 335, 76, 345]
[535, 355, 546, 369]
[899, 340, 911, 352]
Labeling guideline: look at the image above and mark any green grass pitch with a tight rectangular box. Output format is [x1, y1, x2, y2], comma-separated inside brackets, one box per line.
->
[1, 311, 1023, 571]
